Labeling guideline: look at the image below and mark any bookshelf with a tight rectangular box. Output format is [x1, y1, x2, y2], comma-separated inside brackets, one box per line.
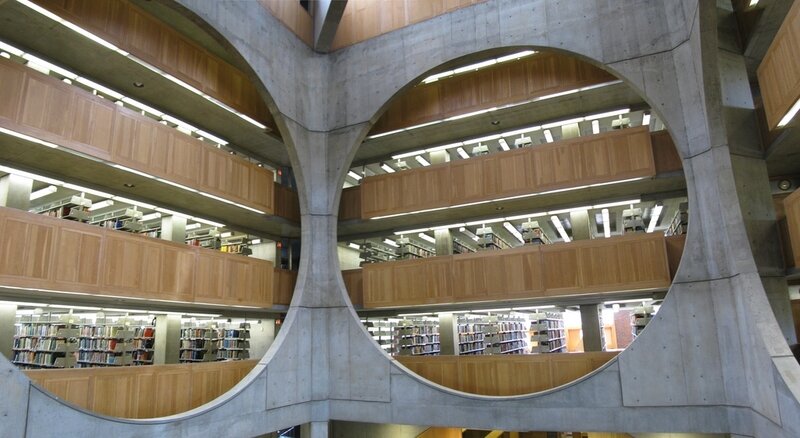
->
[397, 237, 434, 259]
[484, 316, 527, 354]
[476, 226, 511, 251]
[521, 220, 551, 245]
[623, 208, 645, 233]
[216, 323, 251, 361]
[457, 317, 485, 355]
[665, 202, 688, 236]
[358, 242, 398, 264]
[12, 321, 78, 369]
[77, 325, 134, 367]
[363, 318, 396, 352]
[179, 327, 217, 362]
[631, 305, 656, 338]
[452, 238, 476, 255]
[529, 312, 566, 353]
[393, 320, 440, 356]
[90, 207, 144, 233]
[32, 195, 92, 222]
[132, 326, 156, 365]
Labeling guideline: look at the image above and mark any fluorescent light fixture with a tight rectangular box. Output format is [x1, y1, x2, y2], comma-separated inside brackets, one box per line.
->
[185, 223, 201, 231]
[153, 207, 189, 219]
[463, 134, 501, 146]
[548, 206, 591, 215]
[593, 199, 640, 209]
[0, 52, 9, 59]
[502, 126, 540, 137]
[140, 212, 161, 222]
[120, 97, 164, 118]
[513, 305, 556, 311]
[542, 117, 584, 129]
[749, 0, 759, 6]
[220, 232, 232, 238]
[472, 308, 512, 313]
[602, 208, 611, 238]
[368, 128, 404, 139]
[551, 215, 570, 242]
[88, 199, 114, 211]
[415, 156, 430, 166]
[778, 97, 800, 128]
[112, 196, 156, 210]
[585, 108, 630, 121]
[465, 217, 505, 226]
[192, 217, 225, 228]
[398, 312, 435, 317]
[63, 184, 112, 198]
[21, 53, 77, 79]
[431, 223, 466, 230]
[394, 228, 430, 235]
[250, 239, 262, 245]
[642, 113, 651, 127]
[589, 177, 645, 187]
[503, 221, 524, 243]
[75, 77, 124, 100]
[647, 204, 663, 233]
[418, 233, 436, 244]
[347, 171, 362, 181]
[0, 165, 63, 185]
[0, 40, 24, 57]
[156, 178, 198, 193]
[456, 147, 470, 159]
[392, 150, 425, 159]
[422, 71, 454, 84]
[504, 212, 547, 221]
[161, 114, 198, 133]
[380, 163, 396, 173]
[592, 120, 600, 135]
[29, 185, 57, 200]
[445, 108, 493, 122]
[496, 50, 536, 63]
[426, 142, 463, 152]
[0, 126, 59, 148]
[498, 138, 510, 151]
[112, 164, 155, 179]
[383, 239, 399, 248]
[543, 130, 554, 143]
[453, 59, 496, 74]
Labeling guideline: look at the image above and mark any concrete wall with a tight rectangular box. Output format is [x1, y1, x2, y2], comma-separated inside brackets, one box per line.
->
[2, 0, 800, 437]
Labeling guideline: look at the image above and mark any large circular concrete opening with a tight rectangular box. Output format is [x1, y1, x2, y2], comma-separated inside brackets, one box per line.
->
[0, 0, 299, 418]
[337, 47, 688, 395]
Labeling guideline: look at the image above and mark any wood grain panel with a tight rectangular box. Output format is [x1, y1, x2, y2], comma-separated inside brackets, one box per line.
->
[371, 52, 616, 134]
[397, 352, 617, 396]
[35, 0, 274, 129]
[25, 360, 258, 419]
[274, 184, 301, 222]
[272, 268, 297, 306]
[0, 61, 24, 121]
[650, 130, 683, 173]
[783, 189, 800, 269]
[338, 186, 361, 221]
[0, 207, 274, 307]
[330, 0, 486, 50]
[360, 127, 654, 219]
[362, 233, 672, 308]
[0, 40, 275, 215]
[757, 0, 800, 130]
[342, 269, 364, 307]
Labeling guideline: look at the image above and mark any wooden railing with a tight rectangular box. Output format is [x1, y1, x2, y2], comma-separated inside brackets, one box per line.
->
[25, 360, 258, 418]
[397, 352, 618, 396]
[783, 189, 800, 268]
[371, 51, 617, 135]
[757, 0, 800, 130]
[274, 184, 301, 222]
[0, 58, 274, 214]
[359, 127, 655, 219]
[273, 268, 298, 306]
[0, 207, 273, 307]
[360, 233, 673, 309]
[33, 0, 274, 129]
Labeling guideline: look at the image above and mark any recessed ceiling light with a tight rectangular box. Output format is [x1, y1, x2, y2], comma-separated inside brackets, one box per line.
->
[133, 81, 144, 88]
[491, 120, 500, 125]
[123, 183, 135, 188]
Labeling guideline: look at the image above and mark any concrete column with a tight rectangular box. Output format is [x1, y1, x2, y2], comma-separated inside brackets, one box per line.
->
[438, 312, 458, 355]
[301, 421, 329, 438]
[153, 314, 181, 364]
[0, 174, 33, 210]
[569, 209, 591, 241]
[434, 229, 453, 256]
[0, 303, 16, 361]
[580, 305, 603, 352]
[160, 215, 187, 243]
[429, 150, 450, 165]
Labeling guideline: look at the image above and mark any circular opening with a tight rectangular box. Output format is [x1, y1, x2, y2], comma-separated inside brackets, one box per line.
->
[338, 48, 687, 396]
[0, 0, 299, 418]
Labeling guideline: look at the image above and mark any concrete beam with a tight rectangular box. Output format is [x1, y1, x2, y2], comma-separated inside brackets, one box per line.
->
[313, 0, 347, 53]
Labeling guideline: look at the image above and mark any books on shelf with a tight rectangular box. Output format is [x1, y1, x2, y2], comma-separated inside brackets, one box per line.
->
[362, 318, 396, 352]
[529, 312, 566, 353]
[393, 320, 440, 356]
[132, 326, 156, 365]
[77, 325, 134, 367]
[396, 237, 434, 259]
[522, 220, 551, 245]
[12, 320, 78, 369]
[665, 202, 688, 236]
[631, 305, 656, 338]
[215, 323, 251, 361]
[457, 317, 485, 355]
[179, 323, 251, 362]
[483, 316, 527, 355]
[476, 227, 511, 251]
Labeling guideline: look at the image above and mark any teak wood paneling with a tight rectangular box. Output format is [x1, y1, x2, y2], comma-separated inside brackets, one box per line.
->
[258, 0, 314, 46]
[0, 207, 273, 307]
[0, 57, 274, 214]
[274, 183, 301, 222]
[330, 0, 486, 50]
[783, 189, 800, 269]
[757, 0, 800, 130]
[650, 130, 683, 173]
[339, 186, 361, 221]
[342, 269, 364, 307]
[359, 127, 655, 219]
[397, 352, 617, 396]
[361, 233, 675, 309]
[25, 360, 258, 419]
[272, 268, 297, 306]
[34, 0, 274, 128]
[371, 52, 617, 135]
